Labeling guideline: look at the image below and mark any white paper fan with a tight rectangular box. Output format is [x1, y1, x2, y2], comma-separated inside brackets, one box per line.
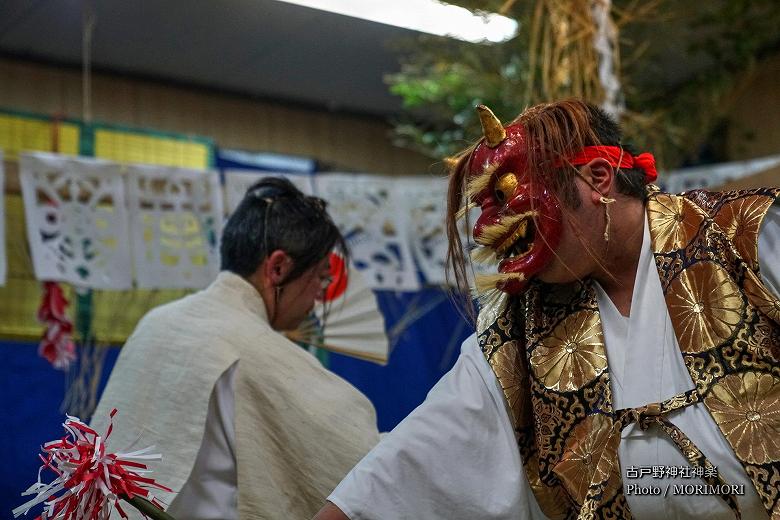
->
[287, 254, 389, 365]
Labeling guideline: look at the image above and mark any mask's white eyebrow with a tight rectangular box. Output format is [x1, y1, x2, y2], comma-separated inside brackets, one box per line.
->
[464, 161, 498, 201]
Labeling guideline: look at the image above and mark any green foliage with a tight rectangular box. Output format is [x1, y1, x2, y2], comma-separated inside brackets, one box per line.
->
[386, 0, 780, 168]
[385, 34, 529, 158]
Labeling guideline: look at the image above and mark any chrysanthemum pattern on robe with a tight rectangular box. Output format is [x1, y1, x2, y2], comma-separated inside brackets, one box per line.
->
[490, 340, 531, 427]
[713, 195, 775, 268]
[744, 274, 780, 322]
[525, 459, 571, 520]
[647, 194, 704, 252]
[531, 311, 607, 391]
[667, 261, 744, 353]
[553, 413, 621, 505]
[705, 372, 780, 464]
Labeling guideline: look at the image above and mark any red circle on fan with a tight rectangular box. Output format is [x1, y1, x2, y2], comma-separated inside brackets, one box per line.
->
[324, 252, 348, 301]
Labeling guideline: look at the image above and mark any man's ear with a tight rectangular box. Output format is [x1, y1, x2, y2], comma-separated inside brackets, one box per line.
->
[581, 158, 615, 204]
[263, 250, 293, 286]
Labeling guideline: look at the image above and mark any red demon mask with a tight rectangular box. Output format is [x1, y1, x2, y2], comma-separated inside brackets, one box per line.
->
[465, 105, 657, 295]
[467, 105, 563, 294]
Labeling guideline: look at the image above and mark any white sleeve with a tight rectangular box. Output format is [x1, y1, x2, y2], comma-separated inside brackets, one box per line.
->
[328, 335, 548, 520]
[759, 202, 780, 298]
[167, 362, 238, 520]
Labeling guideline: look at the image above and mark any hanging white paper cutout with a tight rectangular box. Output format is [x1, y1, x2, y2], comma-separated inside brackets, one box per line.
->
[20, 152, 132, 289]
[223, 170, 313, 214]
[399, 176, 492, 287]
[125, 164, 223, 289]
[314, 174, 420, 291]
[0, 152, 5, 286]
[400, 177, 450, 286]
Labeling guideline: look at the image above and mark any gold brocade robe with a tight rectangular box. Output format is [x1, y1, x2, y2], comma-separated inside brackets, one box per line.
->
[478, 187, 780, 520]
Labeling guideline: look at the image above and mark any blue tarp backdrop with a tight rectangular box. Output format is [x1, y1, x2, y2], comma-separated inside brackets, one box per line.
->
[0, 288, 471, 516]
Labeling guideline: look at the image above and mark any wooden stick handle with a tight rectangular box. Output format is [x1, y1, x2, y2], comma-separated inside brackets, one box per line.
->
[121, 495, 177, 520]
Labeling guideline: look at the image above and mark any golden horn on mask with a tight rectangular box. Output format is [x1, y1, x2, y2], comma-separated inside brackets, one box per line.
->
[476, 104, 506, 148]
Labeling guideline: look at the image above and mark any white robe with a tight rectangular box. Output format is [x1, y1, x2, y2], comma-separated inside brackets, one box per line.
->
[329, 205, 780, 520]
[92, 272, 380, 519]
[168, 362, 239, 519]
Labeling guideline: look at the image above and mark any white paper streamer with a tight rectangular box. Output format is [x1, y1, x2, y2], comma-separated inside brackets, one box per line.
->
[19, 152, 132, 289]
[592, 0, 624, 119]
[13, 411, 166, 520]
[126, 164, 223, 289]
[314, 173, 420, 291]
[223, 169, 314, 214]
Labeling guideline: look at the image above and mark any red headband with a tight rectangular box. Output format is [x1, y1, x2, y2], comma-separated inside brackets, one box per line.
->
[568, 145, 657, 183]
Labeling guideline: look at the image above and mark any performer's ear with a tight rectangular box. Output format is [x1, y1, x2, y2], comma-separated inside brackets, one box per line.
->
[264, 249, 294, 286]
[581, 158, 614, 204]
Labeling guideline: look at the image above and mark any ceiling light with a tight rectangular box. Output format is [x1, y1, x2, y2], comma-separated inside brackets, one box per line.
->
[274, 0, 518, 43]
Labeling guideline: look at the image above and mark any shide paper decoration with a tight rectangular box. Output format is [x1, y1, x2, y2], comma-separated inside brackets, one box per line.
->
[14, 409, 172, 520]
[20, 152, 133, 289]
[314, 174, 420, 291]
[126, 164, 223, 289]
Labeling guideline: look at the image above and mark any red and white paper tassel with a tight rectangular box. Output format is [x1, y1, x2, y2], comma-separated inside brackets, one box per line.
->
[14, 409, 171, 520]
[37, 282, 76, 370]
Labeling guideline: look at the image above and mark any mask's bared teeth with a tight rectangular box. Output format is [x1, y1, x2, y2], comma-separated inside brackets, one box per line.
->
[496, 219, 528, 255]
[517, 219, 528, 238]
[501, 219, 537, 260]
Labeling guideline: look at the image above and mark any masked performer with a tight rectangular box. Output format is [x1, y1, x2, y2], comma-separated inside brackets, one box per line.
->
[315, 100, 780, 520]
[92, 177, 380, 520]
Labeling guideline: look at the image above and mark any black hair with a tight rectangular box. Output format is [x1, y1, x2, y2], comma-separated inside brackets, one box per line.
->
[495, 101, 648, 211]
[585, 104, 646, 200]
[220, 176, 348, 284]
